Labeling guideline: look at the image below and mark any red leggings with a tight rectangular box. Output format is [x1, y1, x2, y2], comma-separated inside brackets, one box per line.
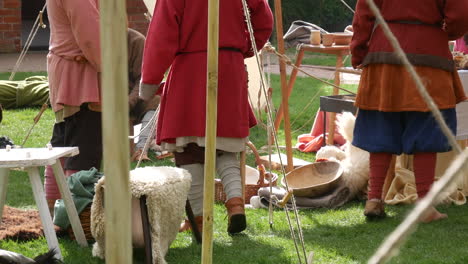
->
[368, 152, 436, 200]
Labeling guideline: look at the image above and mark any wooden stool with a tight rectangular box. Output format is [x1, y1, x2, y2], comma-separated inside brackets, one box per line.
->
[0, 147, 87, 259]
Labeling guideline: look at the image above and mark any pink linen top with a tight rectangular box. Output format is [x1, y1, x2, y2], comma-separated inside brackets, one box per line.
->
[46, 0, 101, 112]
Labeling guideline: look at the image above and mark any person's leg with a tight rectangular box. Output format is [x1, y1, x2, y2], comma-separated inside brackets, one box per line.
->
[403, 109, 456, 223]
[413, 152, 447, 222]
[216, 151, 246, 234]
[174, 143, 206, 232]
[364, 152, 393, 218]
[182, 163, 204, 217]
[353, 109, 402, 218]
[64, 105, 103, 175]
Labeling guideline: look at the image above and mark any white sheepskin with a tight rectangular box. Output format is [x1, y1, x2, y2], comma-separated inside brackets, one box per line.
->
[91, 166, 191, 264]
[316, 112, 370, 198]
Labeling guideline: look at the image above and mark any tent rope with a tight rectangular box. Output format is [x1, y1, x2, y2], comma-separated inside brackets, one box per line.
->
[361, 0, 467, 263]
[241, 0, 308, 263]
[339, 0, 355, 13]
[9, 3, 47, 81]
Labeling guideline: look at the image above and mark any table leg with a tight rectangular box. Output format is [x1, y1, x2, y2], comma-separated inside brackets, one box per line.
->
[26, 167, 63, 260]
[322, 111, 326, 147]
[326, 54, 344, 145]
[0, 168, 9, 220]
[51, 161, 88, 246]
[274, 48, 305, 131]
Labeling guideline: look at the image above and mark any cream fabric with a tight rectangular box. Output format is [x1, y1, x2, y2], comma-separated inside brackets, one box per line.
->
[384, 144, 467, 205]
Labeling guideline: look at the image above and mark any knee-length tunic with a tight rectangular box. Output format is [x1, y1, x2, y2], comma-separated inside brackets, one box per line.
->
[140, 0, 273, 152]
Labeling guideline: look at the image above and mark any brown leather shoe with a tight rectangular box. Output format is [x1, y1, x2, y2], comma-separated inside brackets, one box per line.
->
[179, 216, 203, 233]
[225, 197, 246, 234]
[364, 199, 386, 219]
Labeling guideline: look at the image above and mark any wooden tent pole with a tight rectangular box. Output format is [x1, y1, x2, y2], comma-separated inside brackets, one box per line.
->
[273, 0, 294, 172]
[100, 0, 132, 263]
[201, 0, 219, 262]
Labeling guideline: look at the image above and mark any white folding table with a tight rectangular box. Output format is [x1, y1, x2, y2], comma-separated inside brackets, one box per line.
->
[0, 147, 87, 259]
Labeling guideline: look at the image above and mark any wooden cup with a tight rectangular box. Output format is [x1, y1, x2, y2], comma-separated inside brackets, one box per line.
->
[322, 34, 334, 47]
[310, 30, 321, 45]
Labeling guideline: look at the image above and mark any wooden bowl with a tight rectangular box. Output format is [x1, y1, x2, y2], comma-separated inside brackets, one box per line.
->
[281, 161, 343, 197]
[331, 32, 353, 45]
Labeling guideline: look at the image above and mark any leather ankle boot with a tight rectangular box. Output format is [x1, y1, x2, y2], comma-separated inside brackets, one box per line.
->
[225, 197, 246, 234]
[179, 216, 203, 233]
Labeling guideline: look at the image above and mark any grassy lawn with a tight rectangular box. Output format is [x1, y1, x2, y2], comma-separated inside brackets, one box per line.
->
[1, 72, 468, 263]
[0, 71, 48, 81]
[283, 48, 353, 68]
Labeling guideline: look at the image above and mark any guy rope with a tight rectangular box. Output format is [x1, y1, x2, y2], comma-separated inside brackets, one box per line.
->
[9, 3, 47, 81]
[242, 0, 309, 262]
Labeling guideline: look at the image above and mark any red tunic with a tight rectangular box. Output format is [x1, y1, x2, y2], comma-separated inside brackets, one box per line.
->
[140, 0, 273, 145]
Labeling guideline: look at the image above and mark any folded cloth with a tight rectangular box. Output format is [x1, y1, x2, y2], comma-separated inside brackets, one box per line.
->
[257, 183, 352, 209]
[283, 20, 328, 49]
[54, 167, 103, 229]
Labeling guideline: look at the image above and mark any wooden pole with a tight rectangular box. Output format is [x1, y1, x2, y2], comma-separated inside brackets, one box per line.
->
[274, 48, 305, 131]
[201, 0, 219, 262]
[273, 0, 294, 172]
[100, 0, 132, 263]
[326, 53, 344, 145]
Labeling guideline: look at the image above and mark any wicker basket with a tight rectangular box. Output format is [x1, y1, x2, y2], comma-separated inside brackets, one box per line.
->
[67, 204, 94, 241]
[215, 142, 278, 203]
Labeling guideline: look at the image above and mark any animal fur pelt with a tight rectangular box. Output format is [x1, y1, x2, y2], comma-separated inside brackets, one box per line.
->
[254, 112, 368, 209]
[0, 136, 14, 149]
[0, 206, 43, 241]
[315, 112, 370, 203]
[91, 166, 191, 264]
[0, 248, 62, 264]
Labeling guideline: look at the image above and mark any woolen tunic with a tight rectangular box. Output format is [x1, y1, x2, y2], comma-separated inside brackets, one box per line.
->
[46, 0, 101, 114]
[351, 0, 468, 112]
[140, 0, 273, 150]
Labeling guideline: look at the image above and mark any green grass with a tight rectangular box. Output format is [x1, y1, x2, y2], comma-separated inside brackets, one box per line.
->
[1, 73, 467, 263]
[284, 48, 352, 67]
[0, 71, 48, 81]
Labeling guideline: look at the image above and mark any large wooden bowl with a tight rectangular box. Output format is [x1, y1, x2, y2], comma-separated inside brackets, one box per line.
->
[282, 161, 343, 197]
[331, 32, 353, 45]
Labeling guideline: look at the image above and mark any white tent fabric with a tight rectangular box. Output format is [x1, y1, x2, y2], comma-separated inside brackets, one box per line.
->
[143, 0, 156, 16]
[456, 70, 468, 140]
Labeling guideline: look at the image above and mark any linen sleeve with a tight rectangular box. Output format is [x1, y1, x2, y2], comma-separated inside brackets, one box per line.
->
[140, 0, 184, 98]
[350, 0, 382, 68]
[443, 0, 468, 40]
[247, 0, 274, 57]
[63, 0, 101, 71]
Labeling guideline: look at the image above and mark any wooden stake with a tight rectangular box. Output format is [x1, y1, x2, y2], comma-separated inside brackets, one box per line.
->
[100, 0, 132, 262]
[202, 0, 219, 263]
[273, 0, 294, 172]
